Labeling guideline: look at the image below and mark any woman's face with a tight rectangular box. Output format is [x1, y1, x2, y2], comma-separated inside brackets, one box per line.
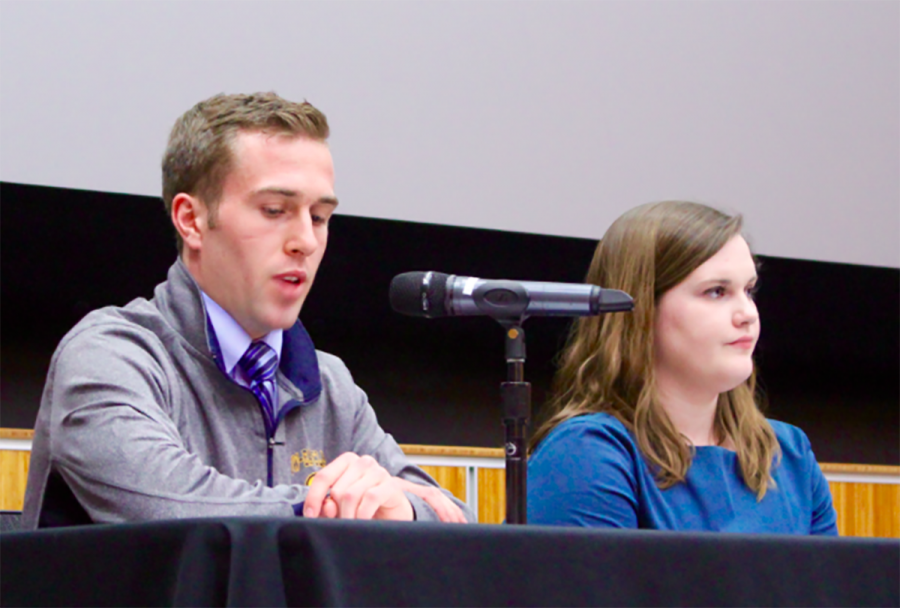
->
[654, 235, 759, 399]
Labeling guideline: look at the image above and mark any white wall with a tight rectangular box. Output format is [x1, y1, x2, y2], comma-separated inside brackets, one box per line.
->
[1, 0, 897, 267]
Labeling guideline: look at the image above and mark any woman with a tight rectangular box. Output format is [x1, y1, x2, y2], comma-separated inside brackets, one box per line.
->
[527, 201, 837, 534]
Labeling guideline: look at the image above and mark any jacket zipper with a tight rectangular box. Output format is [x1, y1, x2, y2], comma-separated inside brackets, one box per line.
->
[263, 399, 303, 488]
[267, 436, 276, 487]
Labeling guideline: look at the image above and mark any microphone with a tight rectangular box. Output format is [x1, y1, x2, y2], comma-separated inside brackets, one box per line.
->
[390, 271, 634, 320]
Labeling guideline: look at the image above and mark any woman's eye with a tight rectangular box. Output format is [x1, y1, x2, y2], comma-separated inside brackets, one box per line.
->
[705, 286, 726, 299]
[746, 284, 759, 299]
[263, 207, 284, 217]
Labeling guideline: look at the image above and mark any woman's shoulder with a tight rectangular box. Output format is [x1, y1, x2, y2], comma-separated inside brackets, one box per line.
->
[549, 411, 632, 436]
[534, 412, 637, 458]
[766, 418, 814, 457]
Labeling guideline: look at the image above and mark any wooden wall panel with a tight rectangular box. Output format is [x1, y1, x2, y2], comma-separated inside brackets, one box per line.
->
[0, 450, 30, 511]
[417, 465, 507, 524]
[478, 468, 505, 525]
[829, 481, 900, 538]
[873, 484, 900, 538]
[419, 465, 467, 504]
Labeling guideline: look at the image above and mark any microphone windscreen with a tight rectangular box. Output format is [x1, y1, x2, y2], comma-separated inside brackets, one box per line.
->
[597, 288, 635, 313]
[389, 271, 449, 318]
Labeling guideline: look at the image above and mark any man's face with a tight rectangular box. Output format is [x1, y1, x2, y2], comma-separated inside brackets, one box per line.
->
[193, 131, 336, 339]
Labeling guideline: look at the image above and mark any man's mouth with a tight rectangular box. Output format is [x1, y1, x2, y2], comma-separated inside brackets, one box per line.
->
[276, 271, 307, 285]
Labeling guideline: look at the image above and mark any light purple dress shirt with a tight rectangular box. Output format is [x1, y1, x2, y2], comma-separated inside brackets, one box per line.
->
[201, 291, 283, 411]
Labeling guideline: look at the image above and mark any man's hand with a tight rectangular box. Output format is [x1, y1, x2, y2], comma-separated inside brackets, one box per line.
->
[303, 453, 413, 521]
[302, 453, 470, 523]
[392, 478, 469, 523]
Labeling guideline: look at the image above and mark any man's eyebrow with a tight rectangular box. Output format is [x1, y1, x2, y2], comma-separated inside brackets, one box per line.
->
[252, 187, 297, 198]
[251, 187, 339, 207]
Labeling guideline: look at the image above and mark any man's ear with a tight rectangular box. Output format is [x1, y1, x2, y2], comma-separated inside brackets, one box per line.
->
[171, 193, 207, 252]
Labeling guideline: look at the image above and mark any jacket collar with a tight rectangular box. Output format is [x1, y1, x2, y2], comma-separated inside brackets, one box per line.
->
[155, 259, 322, 404]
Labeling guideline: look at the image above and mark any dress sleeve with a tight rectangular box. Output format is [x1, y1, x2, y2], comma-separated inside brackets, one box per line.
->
[805, 436, 839, 536]
[528, 417, 640, 528]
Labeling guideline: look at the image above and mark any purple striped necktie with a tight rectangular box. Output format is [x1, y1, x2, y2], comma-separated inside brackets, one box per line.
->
[238, 340, 279, 427]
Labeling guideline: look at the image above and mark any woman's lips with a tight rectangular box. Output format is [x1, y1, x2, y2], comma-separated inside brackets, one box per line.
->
[728, 336, 756, 349]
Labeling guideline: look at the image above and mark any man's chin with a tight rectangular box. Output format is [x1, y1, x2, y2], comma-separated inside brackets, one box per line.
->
[246, 310, 303, 338]
[269, 318, 300, 332]
[273, 308, 305, 331]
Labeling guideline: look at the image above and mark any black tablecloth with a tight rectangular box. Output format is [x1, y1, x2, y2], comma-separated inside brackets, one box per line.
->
[2, 518, 897, 607]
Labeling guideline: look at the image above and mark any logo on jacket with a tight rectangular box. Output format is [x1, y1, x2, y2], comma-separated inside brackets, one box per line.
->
[301, 449, 326, 468]
[291, 448, 326, 481]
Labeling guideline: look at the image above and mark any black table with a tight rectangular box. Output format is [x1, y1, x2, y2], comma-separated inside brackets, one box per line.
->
[2, 518, 897, 607]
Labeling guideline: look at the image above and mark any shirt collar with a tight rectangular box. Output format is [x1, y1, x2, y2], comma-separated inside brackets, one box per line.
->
[200, 291, 283, 376]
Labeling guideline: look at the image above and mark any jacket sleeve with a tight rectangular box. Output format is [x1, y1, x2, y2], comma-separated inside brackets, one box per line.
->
[326, 357, 477, 523]
[35, 323, 312, 524]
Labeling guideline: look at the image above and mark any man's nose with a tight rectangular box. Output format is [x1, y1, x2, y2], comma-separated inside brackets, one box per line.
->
[286, 213, 318, 256]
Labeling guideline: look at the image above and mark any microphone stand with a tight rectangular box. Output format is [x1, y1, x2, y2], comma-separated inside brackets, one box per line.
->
[389, 271, 634, 523]
[498, 320, 530, 525]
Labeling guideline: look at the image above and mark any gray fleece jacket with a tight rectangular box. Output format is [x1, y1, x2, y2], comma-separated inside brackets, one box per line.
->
[22, 260, 473, 528]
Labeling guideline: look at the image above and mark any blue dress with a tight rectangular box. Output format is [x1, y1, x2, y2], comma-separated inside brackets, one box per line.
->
[527, 413, 838, 534]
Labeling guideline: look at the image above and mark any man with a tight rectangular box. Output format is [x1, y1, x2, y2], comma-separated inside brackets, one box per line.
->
[22, 92, 472, 527]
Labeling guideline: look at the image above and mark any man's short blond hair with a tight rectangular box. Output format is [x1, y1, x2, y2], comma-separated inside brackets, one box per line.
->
[161, 92, 330, 249]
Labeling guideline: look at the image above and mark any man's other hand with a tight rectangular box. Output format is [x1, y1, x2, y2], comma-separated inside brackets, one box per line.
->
[392, 478, 469, 523]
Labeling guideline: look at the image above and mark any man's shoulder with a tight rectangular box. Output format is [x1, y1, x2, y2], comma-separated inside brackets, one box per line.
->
[312, 349, 356, 392]
[53, 297, 176, 362]
[302, 349, 374, 416]
[313, 349, 350, 374]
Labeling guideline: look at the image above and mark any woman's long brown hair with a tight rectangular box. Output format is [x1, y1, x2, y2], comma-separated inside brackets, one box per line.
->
[530, 201, 780, 499]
